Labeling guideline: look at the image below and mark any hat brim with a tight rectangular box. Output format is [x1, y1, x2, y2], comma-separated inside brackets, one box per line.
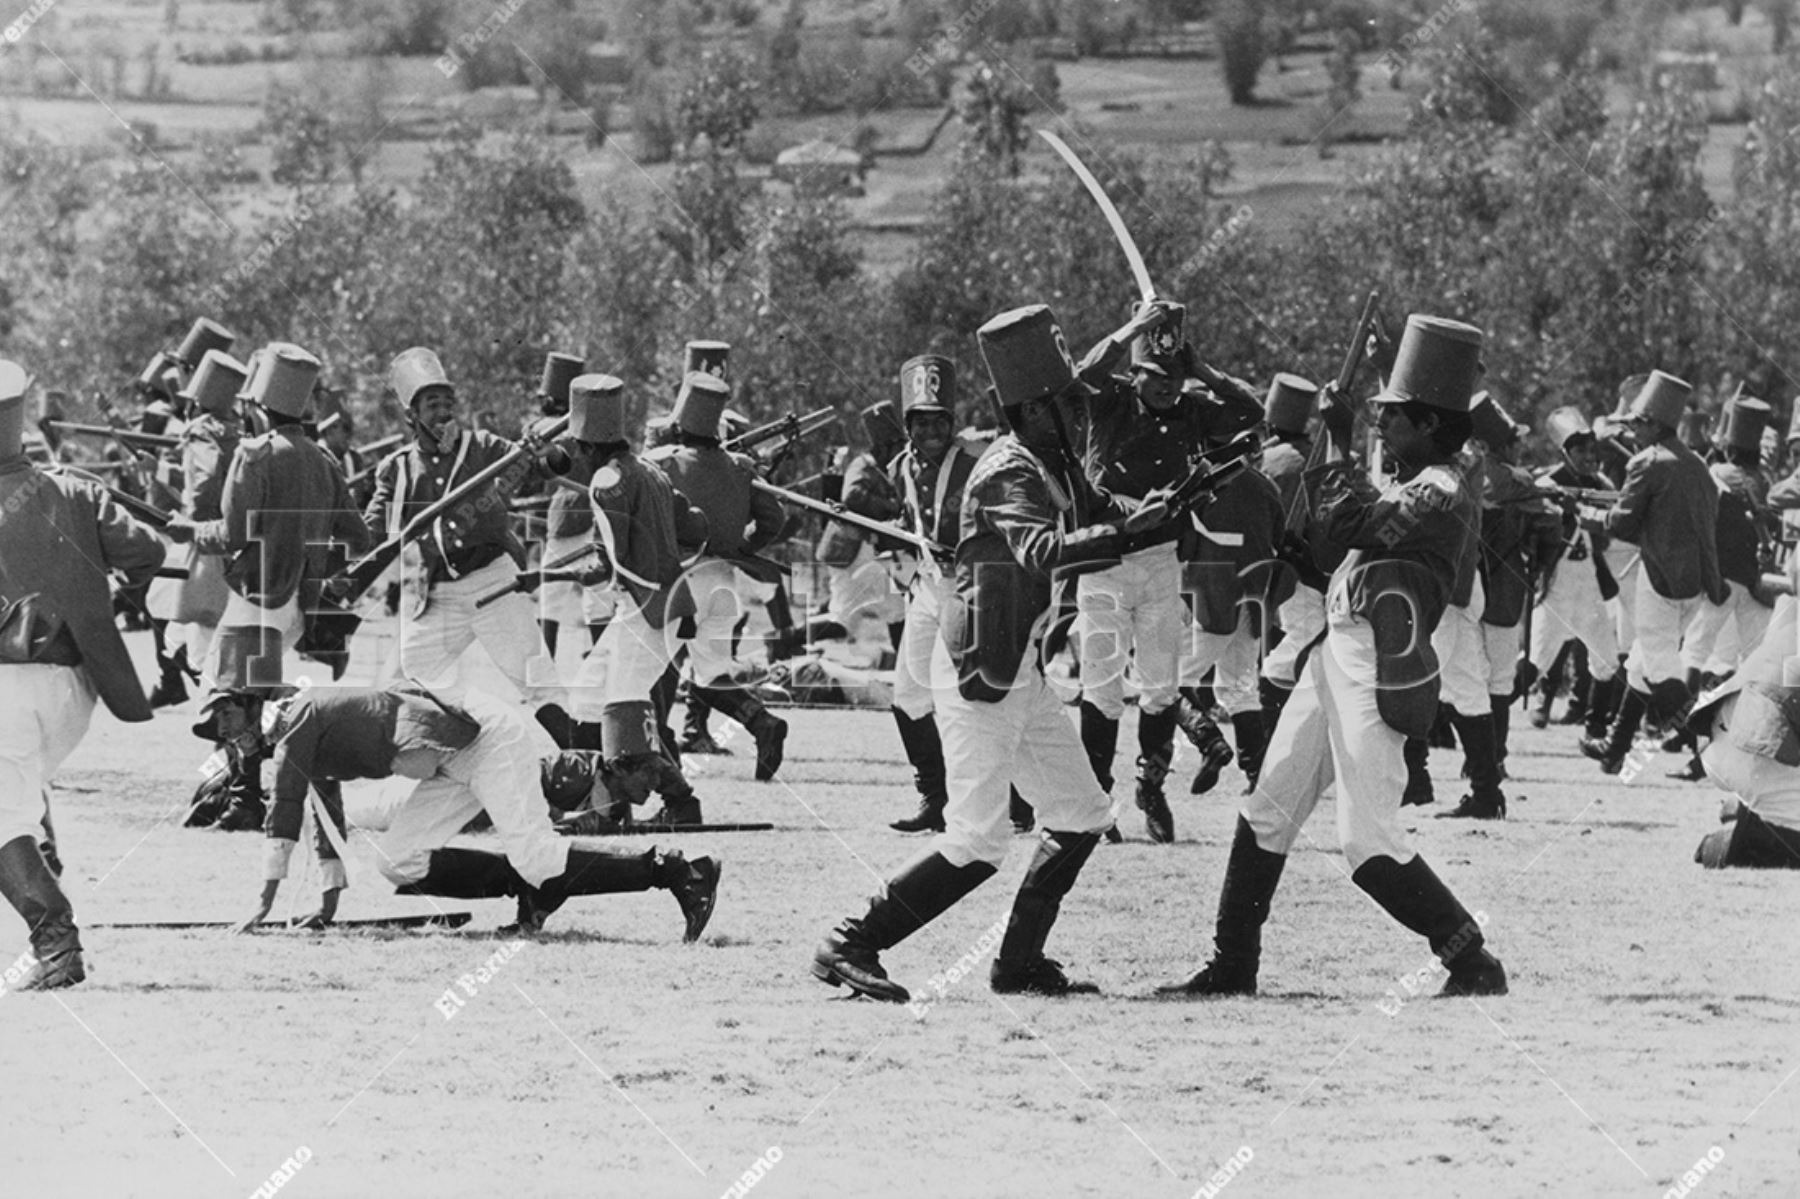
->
[904, 403, 953, 418]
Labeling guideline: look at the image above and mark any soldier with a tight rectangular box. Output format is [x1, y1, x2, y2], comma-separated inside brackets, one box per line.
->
[817, 401, 906, 645]
[1691, 598, 1800, 868]
[1693, 397, 1776, 683]
[884, 356, 984, 834]
[0, 359, 166, 988]
[1580, 372, 1726, 774]
[558, 375, 711, 827]
[1062, 302, 1262, 843]
[1525, 407, 1624, 748]
[533, 352, 607, 660]
[1258, 374, 1325, 721]
[364, 347, 569, 734]
[1159, 315, 1506, 999]
[645, 369, 790, 781]
[1437, 393, 1561, 819]
[812, 303, 1182, 1002]
[233, 682, 720, 940]
[1171, 425, 1285, 815]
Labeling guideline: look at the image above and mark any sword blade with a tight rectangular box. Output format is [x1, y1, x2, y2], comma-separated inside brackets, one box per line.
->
[1038, 129, 1156, 303]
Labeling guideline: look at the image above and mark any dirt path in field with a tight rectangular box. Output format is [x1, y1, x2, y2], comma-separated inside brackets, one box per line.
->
[5, 648, 1798, 1198]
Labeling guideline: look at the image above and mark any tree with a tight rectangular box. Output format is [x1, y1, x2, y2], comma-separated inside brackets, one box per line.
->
[675, 46, 761, 152]
[1217, 0, 1266, 106]
[959, 61, 1034, 175]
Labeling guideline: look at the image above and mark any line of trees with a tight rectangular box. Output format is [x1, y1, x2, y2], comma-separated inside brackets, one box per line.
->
[5, 37, 1800, 461]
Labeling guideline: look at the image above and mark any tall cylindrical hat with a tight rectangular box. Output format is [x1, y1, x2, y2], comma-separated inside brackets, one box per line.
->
[1469, 390, 1522, 448]
[1371, 315, 1484, 412]
[1717, 396, 1773, 453]
[1626, 370, 1692, 432]
[683, 340, 730, 383]
[569, 373, 626, 443]
[254, 344, 322, 419]
[136, 350, 182, 397]
[1544, 405, 1593, 451]
[176, 318, 236, 368]
[539, 352, 585, 414]
[977, 304, 1081, 409]
[390, 347, 454, 410]
[179, 350, 250, 416]
[1264, 373, 1317, 436]
[900, 354, 955, 417]
[674, 371, 730, 438]
[1130, 302, 1186, 377]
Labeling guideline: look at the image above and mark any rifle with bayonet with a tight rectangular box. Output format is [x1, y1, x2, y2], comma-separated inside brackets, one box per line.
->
[723, 407, 839, 460]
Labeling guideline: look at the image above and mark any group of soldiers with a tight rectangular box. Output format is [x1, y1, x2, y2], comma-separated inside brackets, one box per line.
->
[3, 287, 1797, 998]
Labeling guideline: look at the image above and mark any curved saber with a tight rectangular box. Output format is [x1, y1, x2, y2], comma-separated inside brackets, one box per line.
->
[1038, 128, 1156, 303]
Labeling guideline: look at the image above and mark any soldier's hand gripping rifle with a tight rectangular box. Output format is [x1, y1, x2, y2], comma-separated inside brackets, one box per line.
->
[1122, 432, 1259, 535]
[750, 475, 953, 561]
[1282, 290, 1384, 538]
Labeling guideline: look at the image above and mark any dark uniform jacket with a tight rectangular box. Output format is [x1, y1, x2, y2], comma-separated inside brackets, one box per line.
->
[1604, 433, 1725, 603]
[196, 426, 368, 609]
[591, 451, 707, 630]
[1310, 457, 1481, 737]
[1479, 461, 1564, 628]
[0, 457, 165, 720]
[179, 412, 240, 522]
[645, 441, 786, 579]
[1182, 466, 1285, 634]
[267, 686, 482, 847]
[820, 449, 902, 567]
[364, 429, 534, 585]
[940, 437, 1126, 701]
[1711, 460, 1772, 595]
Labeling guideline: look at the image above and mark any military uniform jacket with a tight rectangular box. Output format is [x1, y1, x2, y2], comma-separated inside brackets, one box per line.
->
[179, 412, 241, 521]
[1479, 461, 1564, 628]
[1604, 434, 1725, 603]
[591, 451, 707, 629]
[0, 457, 165, 720]
[546, 440, 602, 542]
[645, 442, 786, 578]
[1182, 466, 1286, 634]
[940, 437, 1126, 701]
[195, 426, 368, 609]
[267, 685, 482, 845]
[1313, 457, 1481, 737]
[363, 429, 533, 585]
[1543, 462, 1619, 601]
[1057, 376, 1261, 549]
[819, 449, 902, 567]
[1710, 461, 1772, 593]
[889, 440, 981, 571]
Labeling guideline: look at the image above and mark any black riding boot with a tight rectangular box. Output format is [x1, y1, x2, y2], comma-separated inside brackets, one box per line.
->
[694, 682, 788, 781]
[890, 709, 948, 833]
[1401, 737, 1435, 807]
[992, 831, 1104, 995]
[0, 835, 84, 989]
[1078, 701, 1119, 793]
[1134, 706, 1179, 843]
[812, 850, 999, 1002]
[1580, 684, 1648, 774]
[1351, 854, 1506, 995]
[1157, 817, 1286, 996]
[1230, 710, 1268, 793]
[1440, 709, 1506, 819]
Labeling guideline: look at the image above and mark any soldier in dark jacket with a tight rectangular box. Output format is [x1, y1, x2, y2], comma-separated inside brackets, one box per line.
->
[0, 360, 166, 988]
[812, 303, 1182, 1003]
[1159, 315, 1506, 1000]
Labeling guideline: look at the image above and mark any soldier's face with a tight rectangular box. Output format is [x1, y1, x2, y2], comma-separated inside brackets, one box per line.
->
[907, 412, 952, 462]
[414, 390, 459, 445]
[1565, 439, 1596, 473]
[1374, 403, 1435, 465]
[1134, 370, 1179, 411]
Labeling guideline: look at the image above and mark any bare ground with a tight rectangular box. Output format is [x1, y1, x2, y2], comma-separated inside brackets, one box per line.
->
[5, 637, 1799, 1199]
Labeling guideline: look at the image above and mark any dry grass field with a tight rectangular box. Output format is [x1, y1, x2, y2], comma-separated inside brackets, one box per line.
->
[5, 631, 1798, 1198]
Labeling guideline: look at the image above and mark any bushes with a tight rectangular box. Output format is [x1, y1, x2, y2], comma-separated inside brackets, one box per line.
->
[1216, 0, 1265, 105]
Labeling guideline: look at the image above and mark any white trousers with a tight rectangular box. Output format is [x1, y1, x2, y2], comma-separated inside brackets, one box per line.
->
[1626, 571, 1704, 689]
[372, 691, 570, 889]
[1180, 613, 1260, 716]
[1241, 618, 1414, 871]
[1687, 584, 1773, 677]
[1529, 557, 1619, 680]
[567, 596, 673, 722]
[1432, 583, 1490, 716]
[826, 541, 904, 627]
[931, 639, 1112, 868]
[1262, 584, 1325, 687]
[0, 665, 94, 847]
[894, 573, 951, 720]
[1076, 542, 1183, 719]
[400, 557, 563, 707]
[203, 591, 303, 691]
[680, 559, 748, 685]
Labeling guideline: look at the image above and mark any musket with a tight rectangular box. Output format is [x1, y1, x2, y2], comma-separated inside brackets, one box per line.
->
[751, 476, 953, 560]
[475, 542, 600, 609]
[1283, 290, 1384, 536]
[327, 415, 570, 605]
[47, 421, 179, 450]
[723, 408, 839, 456]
